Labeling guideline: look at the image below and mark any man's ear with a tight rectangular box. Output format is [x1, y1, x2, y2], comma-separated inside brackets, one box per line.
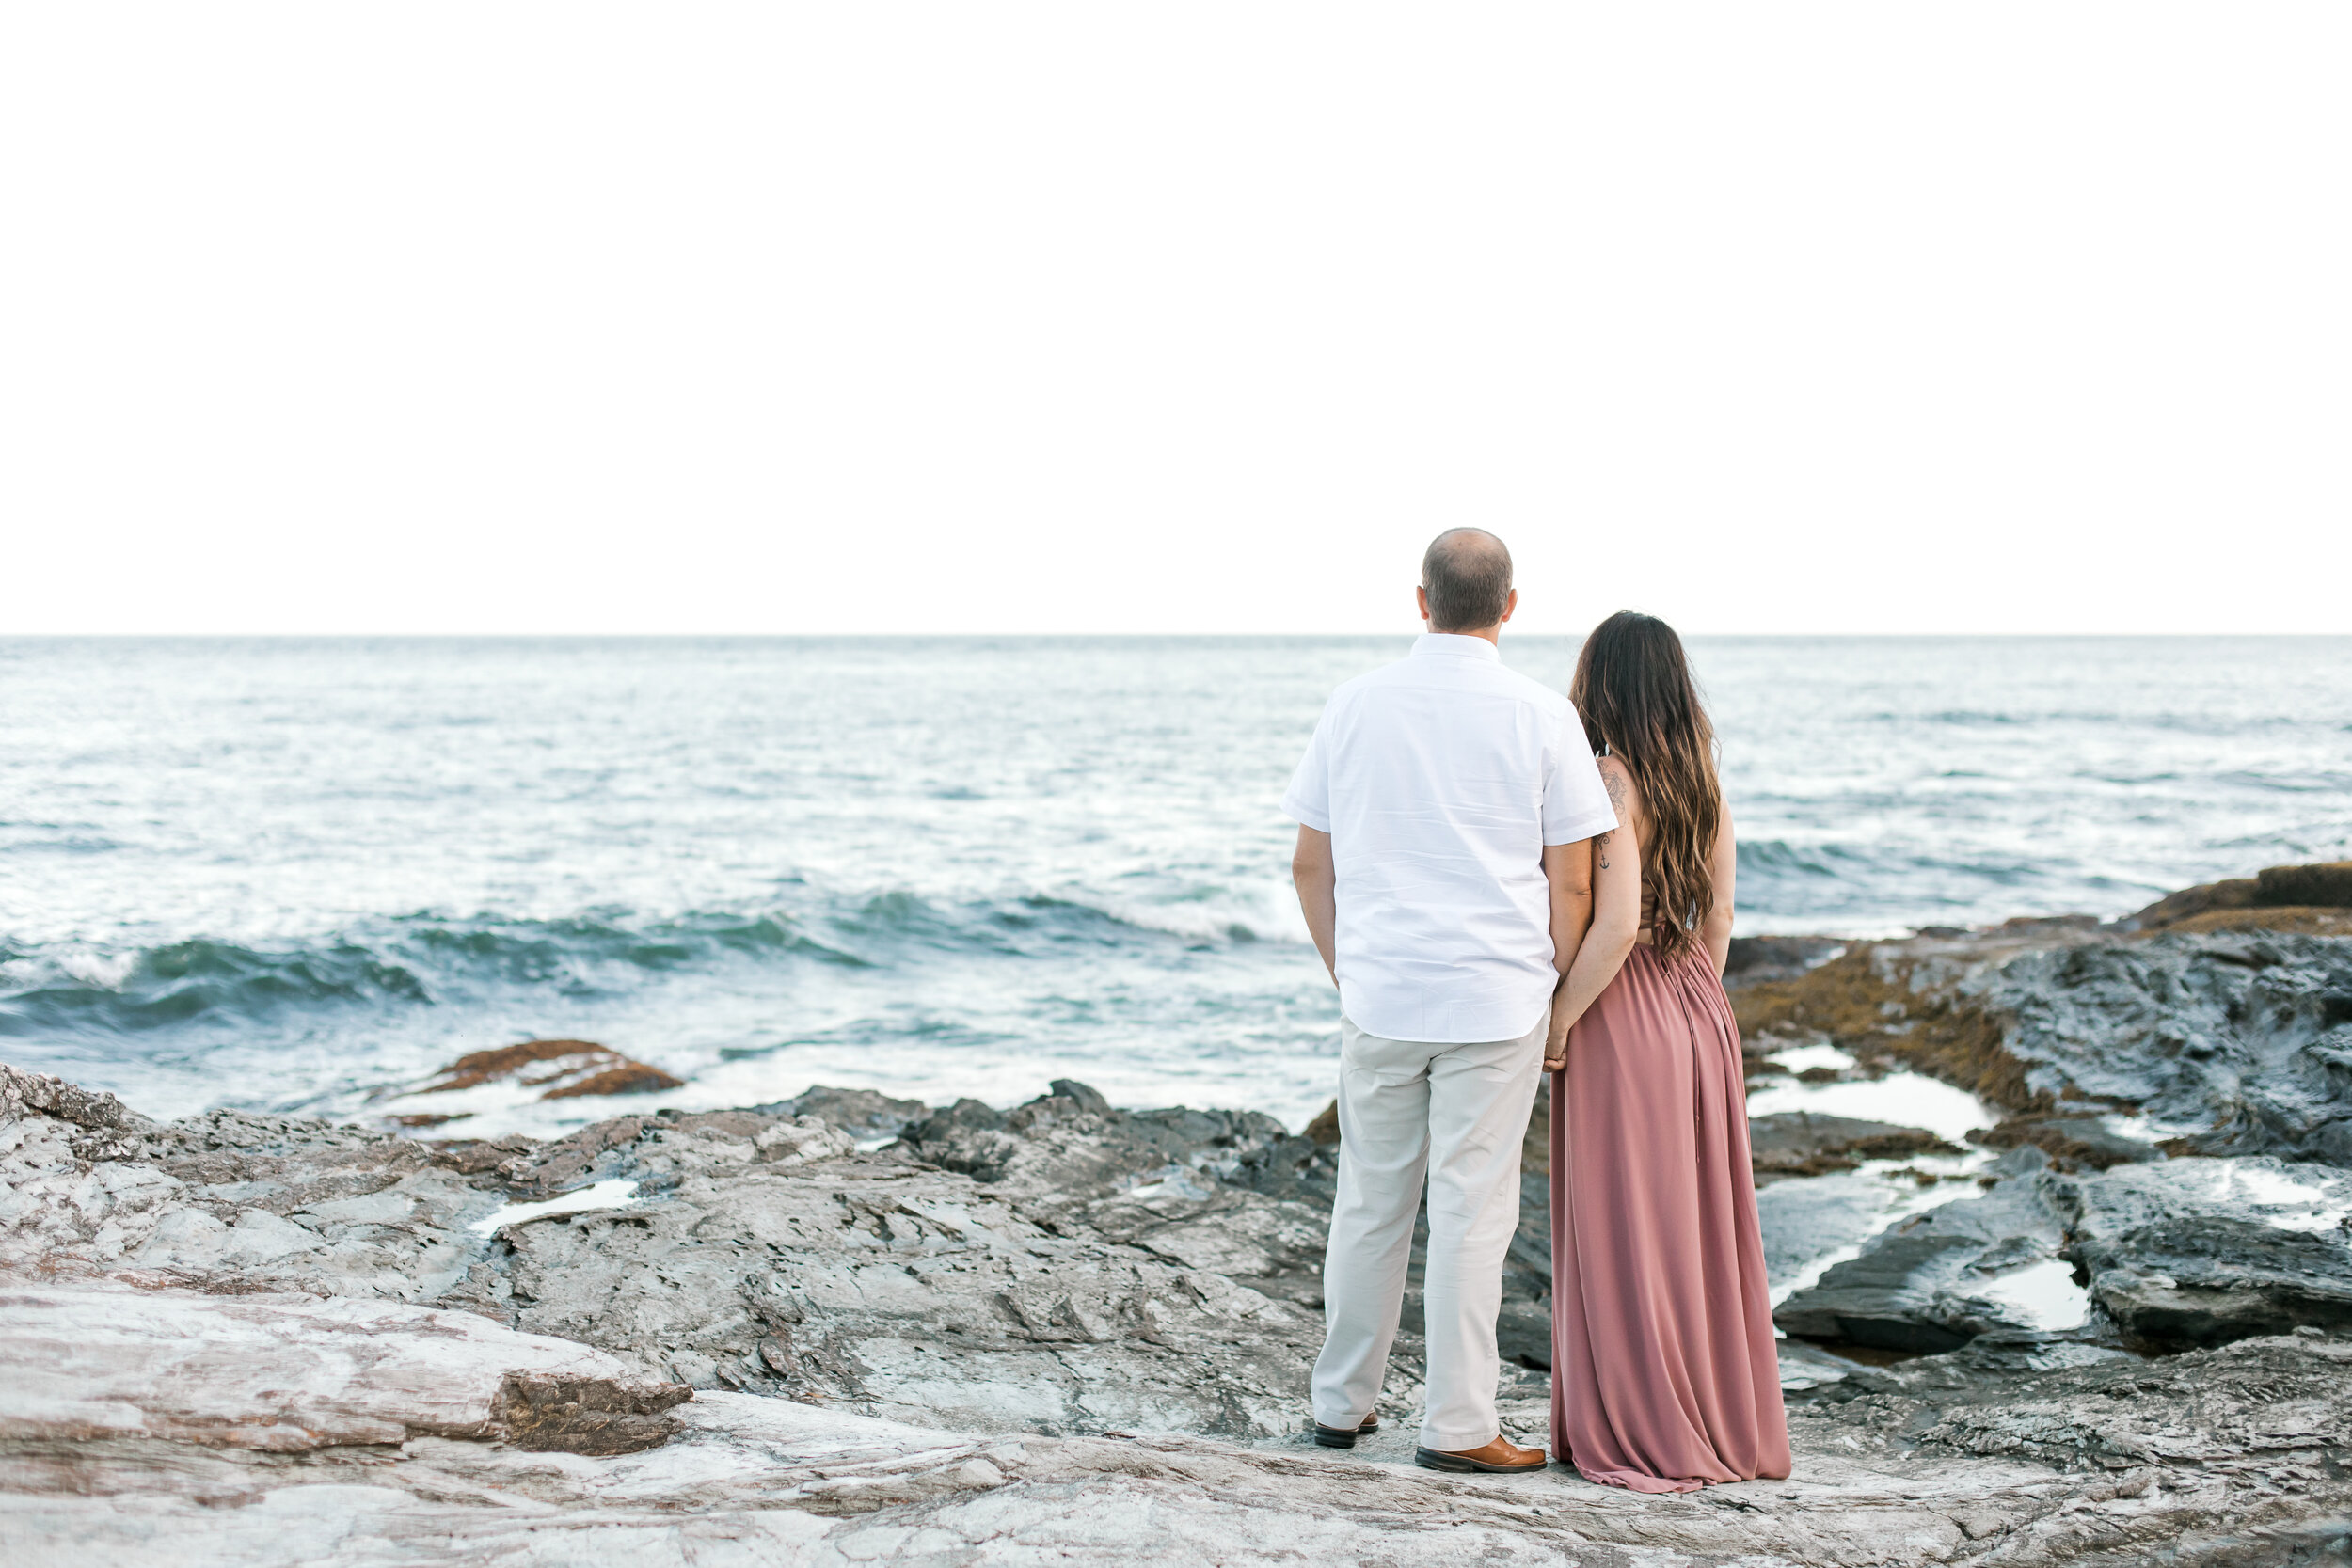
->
[1416, 585, 1431, 625]
[1500, 589, 1519, 625]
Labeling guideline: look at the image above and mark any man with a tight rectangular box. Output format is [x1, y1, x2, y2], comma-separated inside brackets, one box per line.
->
[1282, 529, 1614, 1474]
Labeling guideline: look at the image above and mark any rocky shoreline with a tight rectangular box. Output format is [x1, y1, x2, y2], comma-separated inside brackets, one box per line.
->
[6, 865, 2352, 1564]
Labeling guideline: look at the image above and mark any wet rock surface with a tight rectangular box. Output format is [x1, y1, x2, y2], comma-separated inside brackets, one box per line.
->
[1731, 924, 2352, 1168]
[2054, 1157, 2352, 1350]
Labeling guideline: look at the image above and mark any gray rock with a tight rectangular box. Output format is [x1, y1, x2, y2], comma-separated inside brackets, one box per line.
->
[1723, 934, 1845, 984]
[12, 1059, 2352, 1562]
[0, 1278, 687, 1452]
[1982, 932, 2352, 1161]
[11, 1318, 2352, 1565]
[1969, 1111, 2163, 1171]
[767, 1083, 929, 1144]
[0, 1063, 156, 1160]
[1049, 1078, 1114, 1117]
[1734, 926, 2352, 1167]
[2054, 1156, 2352, 1349]
[1776, 1148, 2352, 1358]
[0, 1073, 1339, 1440]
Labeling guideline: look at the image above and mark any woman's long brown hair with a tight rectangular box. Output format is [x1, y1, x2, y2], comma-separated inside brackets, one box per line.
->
[1568, 611, 1722, 961]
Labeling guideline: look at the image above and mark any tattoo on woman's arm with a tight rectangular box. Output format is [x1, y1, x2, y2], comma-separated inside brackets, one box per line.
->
[1596, 766, 1628, 872]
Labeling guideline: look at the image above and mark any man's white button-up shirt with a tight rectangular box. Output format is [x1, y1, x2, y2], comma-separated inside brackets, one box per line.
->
[1281, 633, 1616, 1044]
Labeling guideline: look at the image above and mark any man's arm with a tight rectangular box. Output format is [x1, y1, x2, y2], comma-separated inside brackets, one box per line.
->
[1539, 838, 1594, 1070]
[1292, 825, 1338, 987]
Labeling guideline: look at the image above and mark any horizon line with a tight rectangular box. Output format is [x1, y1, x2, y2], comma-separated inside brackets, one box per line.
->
[4, 630, 2348, 642]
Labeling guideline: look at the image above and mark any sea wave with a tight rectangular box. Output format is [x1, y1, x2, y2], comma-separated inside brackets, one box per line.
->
[0, 939, 433, 1036]
[1736, 839, 1880, 879]
[0, 885, 1284, 1037]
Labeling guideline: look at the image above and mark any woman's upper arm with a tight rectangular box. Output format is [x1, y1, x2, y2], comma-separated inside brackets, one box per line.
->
[1593, 758, 1644, 929]
[1709, 802, 1737, 922]
[1596, 757, 1642, 850]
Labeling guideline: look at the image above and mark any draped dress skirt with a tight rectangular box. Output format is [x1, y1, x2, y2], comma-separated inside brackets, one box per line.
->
[1549, 940, 1790, 1492]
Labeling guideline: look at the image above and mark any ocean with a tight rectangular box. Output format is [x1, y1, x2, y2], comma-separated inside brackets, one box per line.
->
[3, 636, 2346, 1137]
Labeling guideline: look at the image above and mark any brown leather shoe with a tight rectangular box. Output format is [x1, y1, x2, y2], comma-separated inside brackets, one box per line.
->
[1311, 1414, 1380, 1449]
[1414, 1435, 1546, 1473]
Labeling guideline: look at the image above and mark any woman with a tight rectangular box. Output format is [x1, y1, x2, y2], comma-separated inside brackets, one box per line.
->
[1541, 610, 1788, 1493]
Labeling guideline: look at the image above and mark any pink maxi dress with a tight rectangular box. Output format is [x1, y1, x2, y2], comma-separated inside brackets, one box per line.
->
[1549, 938, 1790, 1492]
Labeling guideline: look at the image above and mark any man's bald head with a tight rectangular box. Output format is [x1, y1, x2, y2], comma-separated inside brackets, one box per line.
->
[1421, 529, 1514, 632]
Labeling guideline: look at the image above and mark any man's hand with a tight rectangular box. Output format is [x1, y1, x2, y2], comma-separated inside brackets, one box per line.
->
[1292, 826, 1339, 988]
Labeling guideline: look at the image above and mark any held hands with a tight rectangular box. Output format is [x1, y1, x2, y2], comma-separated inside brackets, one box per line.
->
[1541, 1023, 1570, 1073]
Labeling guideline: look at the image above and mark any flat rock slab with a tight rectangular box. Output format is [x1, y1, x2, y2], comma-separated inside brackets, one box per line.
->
[10, 1352, 2352, 1568]
[0, 1281, 686, 1453]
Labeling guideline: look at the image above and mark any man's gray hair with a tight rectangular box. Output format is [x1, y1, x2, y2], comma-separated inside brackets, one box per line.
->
[1421, 529, 1514, 632]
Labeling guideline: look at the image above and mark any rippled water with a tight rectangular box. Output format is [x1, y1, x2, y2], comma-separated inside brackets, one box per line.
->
[3, 635, 2345, 1130]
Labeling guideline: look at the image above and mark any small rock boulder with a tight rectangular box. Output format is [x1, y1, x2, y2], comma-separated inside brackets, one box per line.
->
[1749, 1111, 1961, 1181]
[1970, 1112, 2157, 1171]
[767, 1085, 928, 1145]
[2258, 862, 2352, 909]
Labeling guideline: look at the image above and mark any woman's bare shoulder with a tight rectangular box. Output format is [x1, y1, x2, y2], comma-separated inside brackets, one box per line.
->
[1595, 753, 1647, 830]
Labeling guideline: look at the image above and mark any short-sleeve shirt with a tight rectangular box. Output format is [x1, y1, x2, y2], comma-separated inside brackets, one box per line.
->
[1280, 633, 1616, 1043]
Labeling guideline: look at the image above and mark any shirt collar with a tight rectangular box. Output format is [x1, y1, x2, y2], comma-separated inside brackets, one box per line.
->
[1412, 632, 1502, 662]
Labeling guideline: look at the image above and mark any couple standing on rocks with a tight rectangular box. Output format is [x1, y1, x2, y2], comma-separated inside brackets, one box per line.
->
[1284, 528, 1788, 1491]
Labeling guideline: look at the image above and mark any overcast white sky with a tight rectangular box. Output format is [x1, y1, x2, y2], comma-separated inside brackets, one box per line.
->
[3, 7, 2345, 636]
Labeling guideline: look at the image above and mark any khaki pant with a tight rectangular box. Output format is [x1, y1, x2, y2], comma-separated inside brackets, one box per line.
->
[1309, 1008, 1547, 1450]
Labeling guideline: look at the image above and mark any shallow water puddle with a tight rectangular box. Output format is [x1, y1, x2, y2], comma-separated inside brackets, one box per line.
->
[468, 1179, 642, 1237]
[1767, 1043, 1857, 1075]
[1744, 1069, 1996, 1145]
[2096, 1112, 2207, 1148]
[2158, 1161, 2352, 1232]
[1123, 1164, 1216, 1204]
[1973, 1259, 2091, 1330]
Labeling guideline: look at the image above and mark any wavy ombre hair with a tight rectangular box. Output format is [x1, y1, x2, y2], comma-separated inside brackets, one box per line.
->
[1569, 611, 1723, 961]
